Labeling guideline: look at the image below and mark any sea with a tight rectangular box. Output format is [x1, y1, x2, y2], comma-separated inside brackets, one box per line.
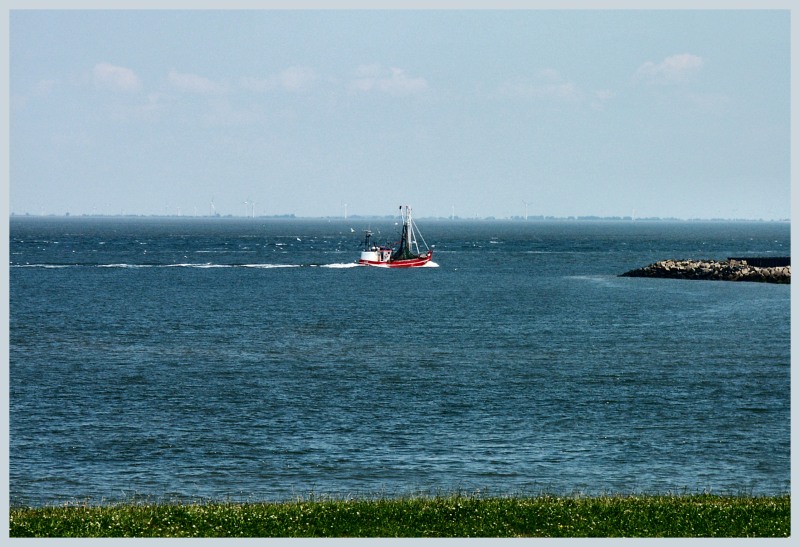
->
[8, 216, 791, 506]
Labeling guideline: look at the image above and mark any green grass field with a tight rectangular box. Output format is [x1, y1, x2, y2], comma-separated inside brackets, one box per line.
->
[10, 493, 790, 537]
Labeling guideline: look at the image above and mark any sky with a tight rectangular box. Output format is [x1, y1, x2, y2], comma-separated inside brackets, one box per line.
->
[8, 8, 792, 220]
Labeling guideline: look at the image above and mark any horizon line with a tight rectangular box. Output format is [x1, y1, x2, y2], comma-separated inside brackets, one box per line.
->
[8, 212, 791, 223]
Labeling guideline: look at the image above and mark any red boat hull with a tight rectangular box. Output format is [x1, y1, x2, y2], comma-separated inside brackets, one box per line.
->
[359, 250, 433, 268]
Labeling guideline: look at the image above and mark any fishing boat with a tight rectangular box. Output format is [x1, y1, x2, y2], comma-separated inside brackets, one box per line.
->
[358, 205, 433, 268]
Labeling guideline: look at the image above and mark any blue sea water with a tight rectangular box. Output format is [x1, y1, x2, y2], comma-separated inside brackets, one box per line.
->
[9, 217, 790, 505]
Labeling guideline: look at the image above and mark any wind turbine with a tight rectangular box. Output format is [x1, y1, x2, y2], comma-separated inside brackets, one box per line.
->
[210, 197, 218, 217]
[522, 200, 531, 221]
[343, 202, 348, 220]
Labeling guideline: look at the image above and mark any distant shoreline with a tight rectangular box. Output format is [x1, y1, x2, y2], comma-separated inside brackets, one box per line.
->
[8, 213, 791, 223]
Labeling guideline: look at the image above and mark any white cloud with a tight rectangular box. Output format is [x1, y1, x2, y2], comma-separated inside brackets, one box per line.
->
[93, 62, 141, 92]
[635, 53, 704, 84]
[349, 64, 428, 96]
[240, 66, 318, 93]
[497, 69, 582, 101]
[277, 66, 318, 92]
[502, 80, 581, 101]
[135, 92, 167, 119]
[33, 79, 59, 96]
[95, 91, 169, 123]
[239, 76, 272, 92]
[591, 89, 615, 111]
[239, 76, 274, 93]
[168, 69, 227, 94]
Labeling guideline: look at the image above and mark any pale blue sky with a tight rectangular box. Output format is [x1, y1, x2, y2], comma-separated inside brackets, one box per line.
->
[9, 9, 791, 219]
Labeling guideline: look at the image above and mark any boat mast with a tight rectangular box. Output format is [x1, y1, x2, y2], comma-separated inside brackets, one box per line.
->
[403, 205, 419, 255]
[390, 205, 428, 261]
[405, 206, 412, 253]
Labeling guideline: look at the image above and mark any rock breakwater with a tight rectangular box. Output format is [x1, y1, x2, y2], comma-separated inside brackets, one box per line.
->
[621, 258, 790, 284]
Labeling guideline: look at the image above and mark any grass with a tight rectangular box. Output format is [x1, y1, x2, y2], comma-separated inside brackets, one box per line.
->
[10, 493, 790, 538]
